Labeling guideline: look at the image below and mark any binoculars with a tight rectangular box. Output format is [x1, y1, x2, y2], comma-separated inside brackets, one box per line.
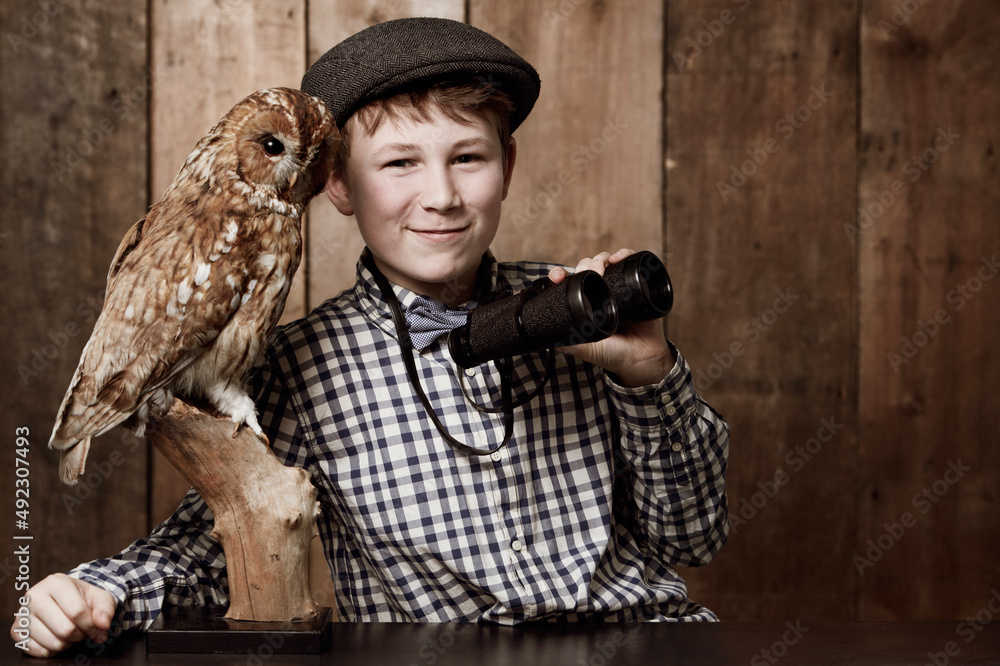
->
[448, 251, 673, 368]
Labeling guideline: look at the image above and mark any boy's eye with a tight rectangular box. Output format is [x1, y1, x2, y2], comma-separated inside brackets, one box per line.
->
[385, 158, 413, 168]
[454, 154, 483, 164]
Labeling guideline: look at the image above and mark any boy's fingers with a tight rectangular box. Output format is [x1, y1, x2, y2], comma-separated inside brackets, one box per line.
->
[10, 574, 117, 657]
[13, 592, 76, 658]
[53, 586, 91, 626]
[57, 578, 113, 643]
[21, 583, 74, 637]
[82, 582, 116, 636]
[22, 616, 72, 658]
[550, 249, 638, 283]
[608, 248, 635, 263]
[548, 266, 569, 283]
[574, 252, 612, 275]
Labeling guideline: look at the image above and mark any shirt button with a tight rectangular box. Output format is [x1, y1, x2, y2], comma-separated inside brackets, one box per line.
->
[511, 539, 523, 552]
[665, 405, 677, 416]
[465, 368, 477, 377]
[671, 442, 683, 453]
[490, 451, 502, 462]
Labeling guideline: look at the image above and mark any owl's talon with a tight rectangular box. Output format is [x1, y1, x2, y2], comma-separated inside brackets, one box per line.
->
[231, 423, 241, 439]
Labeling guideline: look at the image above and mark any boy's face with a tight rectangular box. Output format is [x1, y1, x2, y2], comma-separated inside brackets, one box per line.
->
[326, 106, 516, 305]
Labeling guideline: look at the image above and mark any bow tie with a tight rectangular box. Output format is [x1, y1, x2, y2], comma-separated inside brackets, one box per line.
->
[404, 296, 471, 350]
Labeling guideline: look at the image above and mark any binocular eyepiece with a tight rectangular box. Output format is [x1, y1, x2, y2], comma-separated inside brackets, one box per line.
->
[448, 251, 673, 368]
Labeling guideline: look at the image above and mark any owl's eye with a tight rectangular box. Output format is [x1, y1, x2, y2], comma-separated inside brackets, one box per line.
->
[261, 136, 285, 156]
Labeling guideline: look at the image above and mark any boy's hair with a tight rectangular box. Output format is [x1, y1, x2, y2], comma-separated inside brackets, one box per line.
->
[334, 76, 515, 179]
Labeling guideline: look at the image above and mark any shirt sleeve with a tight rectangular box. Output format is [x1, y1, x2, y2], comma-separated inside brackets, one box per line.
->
[66, 489, 227, 633]
[66, 349, 308, 632]
[603, 342, 730, 567]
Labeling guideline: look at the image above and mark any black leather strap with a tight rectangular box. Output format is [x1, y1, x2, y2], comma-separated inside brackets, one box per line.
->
[362, 248, 514, 456]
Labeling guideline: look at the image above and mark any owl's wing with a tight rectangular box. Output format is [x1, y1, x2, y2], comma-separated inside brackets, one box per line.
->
[106, 211, 148, 285]
[50, 198, 255, 451]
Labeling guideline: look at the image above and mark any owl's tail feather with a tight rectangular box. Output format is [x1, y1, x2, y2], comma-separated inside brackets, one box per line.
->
[58, 436, 92, 486]
[52, 398, 131, 448]
[48, 320, 152, 484]
[49, 392, 135, 485]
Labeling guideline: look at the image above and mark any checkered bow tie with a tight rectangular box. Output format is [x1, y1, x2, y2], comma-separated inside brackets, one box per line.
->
[404, 296, 471, 350]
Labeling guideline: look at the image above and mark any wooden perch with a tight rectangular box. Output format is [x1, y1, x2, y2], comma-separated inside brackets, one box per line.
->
[147, 400, 320, 622]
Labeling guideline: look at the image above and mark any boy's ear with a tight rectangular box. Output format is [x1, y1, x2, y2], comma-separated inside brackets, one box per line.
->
[325, 170, 354, 216]
[501, 137, 517, 200]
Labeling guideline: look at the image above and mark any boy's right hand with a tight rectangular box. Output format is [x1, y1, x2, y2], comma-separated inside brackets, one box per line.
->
[9, 573, 116, 658]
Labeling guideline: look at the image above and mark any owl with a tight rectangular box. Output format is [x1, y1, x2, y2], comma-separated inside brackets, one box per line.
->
[49, 87, 339, 485]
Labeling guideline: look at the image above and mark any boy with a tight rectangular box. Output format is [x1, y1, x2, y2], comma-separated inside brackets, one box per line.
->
[13, 17, 728, 657]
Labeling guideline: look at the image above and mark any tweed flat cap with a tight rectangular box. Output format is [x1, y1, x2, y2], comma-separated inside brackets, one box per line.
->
[301, 17, 540, 132]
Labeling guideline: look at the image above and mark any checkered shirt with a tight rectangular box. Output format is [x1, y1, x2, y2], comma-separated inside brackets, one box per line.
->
[69, 253, 729, 628]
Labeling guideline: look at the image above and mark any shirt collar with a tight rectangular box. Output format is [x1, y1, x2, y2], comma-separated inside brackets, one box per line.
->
[353, 250, 503, 340]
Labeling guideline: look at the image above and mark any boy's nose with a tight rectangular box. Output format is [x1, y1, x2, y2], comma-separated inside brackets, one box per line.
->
[419, 166, 461, 212]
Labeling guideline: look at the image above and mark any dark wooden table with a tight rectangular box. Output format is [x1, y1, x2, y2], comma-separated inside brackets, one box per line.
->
[11, 621, 1000, 665]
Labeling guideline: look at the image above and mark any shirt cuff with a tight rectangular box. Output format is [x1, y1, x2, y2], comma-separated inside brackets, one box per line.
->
[67, 565, 130, 608]
[604, 341, 699, 436]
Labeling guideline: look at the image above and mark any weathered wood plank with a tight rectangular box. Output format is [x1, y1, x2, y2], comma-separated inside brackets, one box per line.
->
[149, 0, 307, 525]
[857, 0, 1000, 620]
[472, 0, 663, 266]
[666, 0, 859, 620]
[304, 1, 465, 309]
[0, 0, 149, 616]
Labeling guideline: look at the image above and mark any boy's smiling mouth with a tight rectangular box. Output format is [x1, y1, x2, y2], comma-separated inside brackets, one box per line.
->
[408, 225, 470, 242]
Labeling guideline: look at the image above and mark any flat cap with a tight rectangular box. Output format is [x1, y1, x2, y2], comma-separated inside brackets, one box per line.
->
[301, 17, 540, 132]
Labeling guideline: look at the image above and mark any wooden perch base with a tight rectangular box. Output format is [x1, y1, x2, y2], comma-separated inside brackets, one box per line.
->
[148, 400, 320, 622]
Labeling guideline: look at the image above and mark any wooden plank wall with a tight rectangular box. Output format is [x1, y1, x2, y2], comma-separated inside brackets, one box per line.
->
[2, 0, 997, 625]
[666, 0, 860, 620]
[475, 0, 663, 264]
[857, 0, 1000, 620]
[0, 0, 151, 618]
